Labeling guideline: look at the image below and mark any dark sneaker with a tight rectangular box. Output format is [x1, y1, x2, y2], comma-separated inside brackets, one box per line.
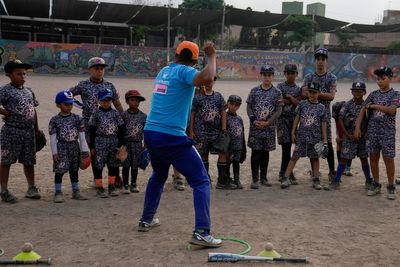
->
[280, 177, 290, 189]
[96, 187, 108, 198]
[190, 231, 222, 248]
[312, 178, 322, 190]
[53, 192, 64, 203]
[1, 189, 17, 204]
[250, 181, 259, 189]
[260, 179, 272, 187]
[130, 184, 140, 193]
[234, 180, 243, 189]
[328, 172, 337, 182]
[108, 186, 119, 197]
[173, 176, 185, 191]
[138, 218, 160, 232]
[289, 174, 299, 185]
[387, 185, 396, 200]
[72, 190, 88, 200]
[367, 181, 381, 196]
[325, 181, 340, 191]
[25, 186, 41, 199]
[365, 180, 373, 190]
[215, 182, 236, 190]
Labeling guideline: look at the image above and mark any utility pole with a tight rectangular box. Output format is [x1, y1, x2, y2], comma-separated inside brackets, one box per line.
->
[220, 3, 225, 50]
[167, 0, 171, 64]
[311, 11, 315, 51]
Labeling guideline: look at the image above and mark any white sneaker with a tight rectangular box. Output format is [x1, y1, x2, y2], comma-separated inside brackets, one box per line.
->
[190, 231, 222, 248]
[138, 218, 160, 232]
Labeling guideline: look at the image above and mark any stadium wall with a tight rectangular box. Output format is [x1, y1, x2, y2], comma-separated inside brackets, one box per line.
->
[1, 39, 399, 82]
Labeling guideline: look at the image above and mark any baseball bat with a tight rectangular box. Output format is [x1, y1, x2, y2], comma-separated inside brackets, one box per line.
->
[0, 258, 52, 265]
[208, 253, 309, 263]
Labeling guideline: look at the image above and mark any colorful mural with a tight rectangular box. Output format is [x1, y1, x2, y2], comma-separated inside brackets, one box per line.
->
[1, 39, 399, 81]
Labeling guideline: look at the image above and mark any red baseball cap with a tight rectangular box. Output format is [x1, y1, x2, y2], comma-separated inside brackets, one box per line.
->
[125, 89, 145, 101]
[176, 41, 199, 60]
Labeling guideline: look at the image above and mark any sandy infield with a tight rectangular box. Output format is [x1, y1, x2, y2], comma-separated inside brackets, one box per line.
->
[0, 75, 400, 266]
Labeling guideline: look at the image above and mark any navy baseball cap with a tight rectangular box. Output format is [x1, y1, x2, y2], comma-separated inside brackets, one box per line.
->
[55, 90, 76, 104]
[4, 59, 32, 74]
[228, 95, 242, 104]
[314, 48, 328, 59]
[351, 81, 366, 91]
[307, 82, 321, 91]
[284, 64, 298, 73]
[374, 66, 393, 77]
[97, 89, 113, 101]
[260, 65, 274, 74]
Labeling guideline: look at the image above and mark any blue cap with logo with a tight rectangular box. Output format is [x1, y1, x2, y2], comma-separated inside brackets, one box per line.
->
[55, 90, 76, 104]
[351, 81, 366, 91]
[97, 89, 113, 101]
[314, 48, 328, 58]
[260, 65, 274, 74]
[307, 82, 321, 91]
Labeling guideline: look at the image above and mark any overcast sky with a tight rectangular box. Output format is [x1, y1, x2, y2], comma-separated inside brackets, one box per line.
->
[92, 0, 400, 24]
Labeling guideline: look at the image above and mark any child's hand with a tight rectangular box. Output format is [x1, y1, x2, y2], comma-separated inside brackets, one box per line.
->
[353, 127, 361, 140]
[53, 154, 60, 162]
[90, 149, 96, 157]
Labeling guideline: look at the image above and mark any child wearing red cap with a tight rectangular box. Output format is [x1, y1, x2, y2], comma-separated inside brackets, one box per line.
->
[121, 90, 147, 193]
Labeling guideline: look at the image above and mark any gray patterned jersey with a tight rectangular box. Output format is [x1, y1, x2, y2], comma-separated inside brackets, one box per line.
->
[0, 83, 39, 129]
[338, 99, 364, 135]
[89, 108, 124, 136]
[121, 109, 147, 142]
[276, 82, 301, 117]
[192, 91, 225, 139]
[69, 79, 119, 123]
[364, 89, 400, 134]
[295, 100, 327, 144]
[303, 72, 337, 142]
[49, 113, 84, 142]
[247, 85, 282, 139]
[276, 82, 301, 144]
[227, 112, 244, 151]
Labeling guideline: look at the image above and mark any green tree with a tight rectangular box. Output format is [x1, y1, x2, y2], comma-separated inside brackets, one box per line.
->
[386, 41, 400, 53]
[281, 15, 315, 47]
[334, 28, 363, 48]
[179, 0, 224, 10]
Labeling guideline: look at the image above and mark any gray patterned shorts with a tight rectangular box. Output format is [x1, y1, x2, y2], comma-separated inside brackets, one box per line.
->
[1, 125, 36, 165]
[54, 141, 80, 173]
[94, 136, 119, 169]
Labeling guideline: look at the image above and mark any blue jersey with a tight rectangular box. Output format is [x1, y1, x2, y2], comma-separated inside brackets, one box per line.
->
[145, 63, 198, 136]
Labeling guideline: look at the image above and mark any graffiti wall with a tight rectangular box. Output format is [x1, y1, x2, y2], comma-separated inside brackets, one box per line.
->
[1, 39, 399, 81]
[0, 39, 168, 77]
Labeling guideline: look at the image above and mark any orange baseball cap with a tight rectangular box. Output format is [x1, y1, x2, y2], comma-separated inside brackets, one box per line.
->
[176, 41, 199, 60]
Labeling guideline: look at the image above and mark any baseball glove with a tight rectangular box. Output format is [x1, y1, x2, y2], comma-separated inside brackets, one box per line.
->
[138, 149, 151, 170]
[212, 131, 231, 153]
[79, 152, 91, 170]
[314, 142, 328, 159]
[35, 130, 47, 152]
[116, 145, 128, 162]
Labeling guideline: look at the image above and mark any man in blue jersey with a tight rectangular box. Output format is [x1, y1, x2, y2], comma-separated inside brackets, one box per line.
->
[138, 41, 222, 248]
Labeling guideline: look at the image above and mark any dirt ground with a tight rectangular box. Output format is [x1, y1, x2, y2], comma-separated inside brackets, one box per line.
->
[1, 76, 400, 267]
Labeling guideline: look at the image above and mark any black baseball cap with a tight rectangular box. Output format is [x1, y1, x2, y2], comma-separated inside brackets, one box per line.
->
[374, 66, 393, 77]
[351, 81, 366, 91]
[228, 95, 242, 104]
[4, 59, 32, 74]
[314, 48, 328, 59]
[307, 82, 321, 92]
[260, 65, 274, 74]
[284, 64, 298, 73]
